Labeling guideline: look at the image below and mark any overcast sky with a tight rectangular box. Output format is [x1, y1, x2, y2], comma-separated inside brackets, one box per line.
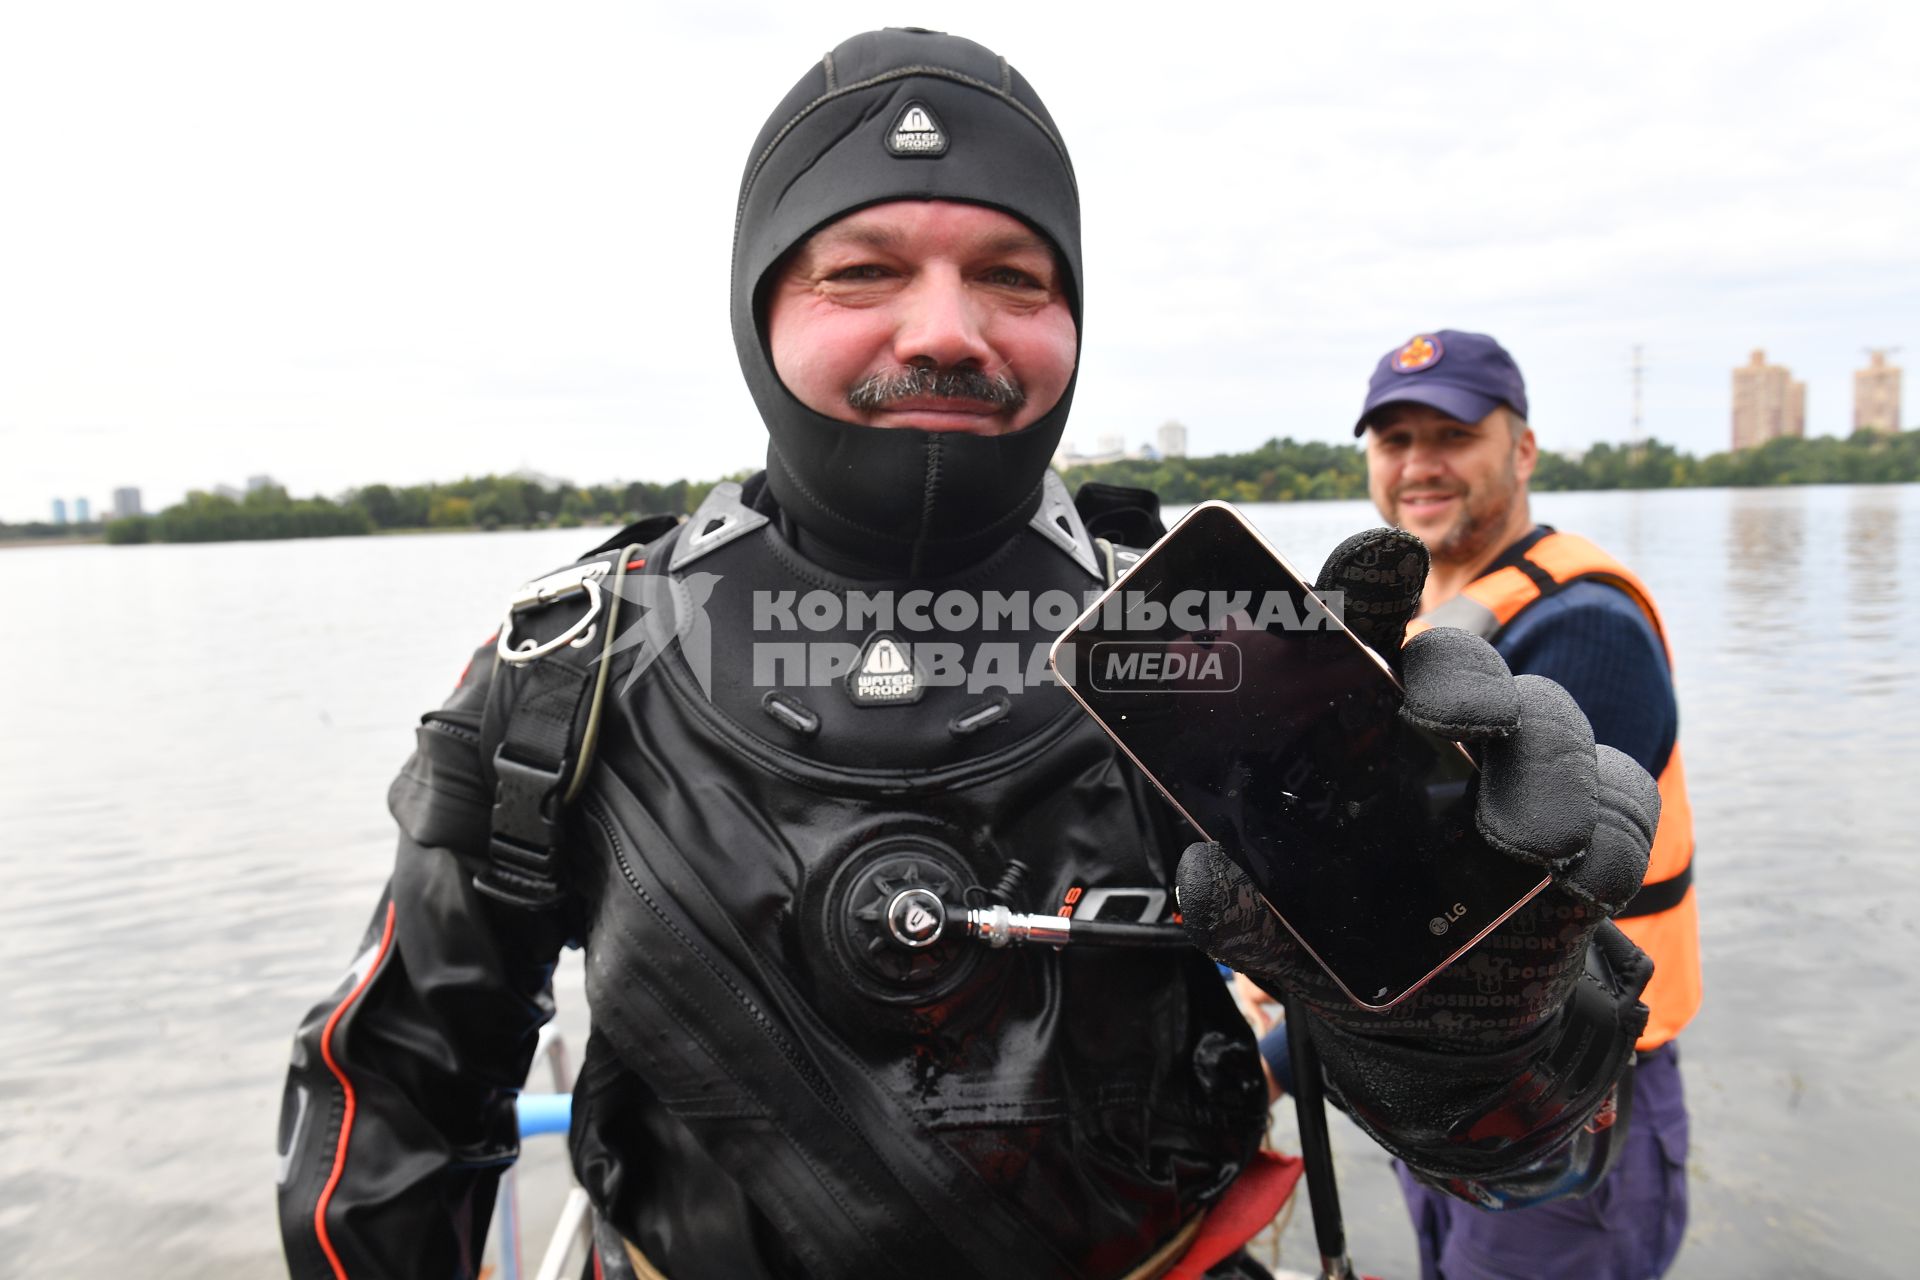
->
[3, 1, 1915, 522]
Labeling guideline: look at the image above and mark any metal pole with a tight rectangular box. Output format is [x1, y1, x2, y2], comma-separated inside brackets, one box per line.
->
[1631, 344, 1644, 443]
[1285, 1003, 1355, 1280]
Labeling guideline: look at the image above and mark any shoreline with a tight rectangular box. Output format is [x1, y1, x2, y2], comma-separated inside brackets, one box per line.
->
[0, 524, 631, 550]
[0, 535, 106, 550]
[11, 477, 1919, 550]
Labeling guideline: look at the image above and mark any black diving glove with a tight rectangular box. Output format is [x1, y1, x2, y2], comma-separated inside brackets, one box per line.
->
[1175, 528, 1658, 1204]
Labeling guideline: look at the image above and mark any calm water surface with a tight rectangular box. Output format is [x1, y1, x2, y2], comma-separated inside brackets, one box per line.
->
[2, 485, 1916, 1278]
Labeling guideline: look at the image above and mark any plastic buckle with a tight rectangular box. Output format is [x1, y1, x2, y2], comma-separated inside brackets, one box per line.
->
[491, 753, 562, 843]
[477, 754, 568, 909]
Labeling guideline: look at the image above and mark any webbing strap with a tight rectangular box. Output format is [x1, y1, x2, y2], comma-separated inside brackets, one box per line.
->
[1474, 525, 1556, 586]
[479, 678, 588, 910]
[1615, 863, 1693, 919]
[476, 539, 654, 909]
[478, 654, 597, 908]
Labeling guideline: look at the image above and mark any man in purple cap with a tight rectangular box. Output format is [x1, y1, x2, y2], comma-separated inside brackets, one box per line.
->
[1353, 330, 1700, 1279]
[1355, 331, 1536, 609]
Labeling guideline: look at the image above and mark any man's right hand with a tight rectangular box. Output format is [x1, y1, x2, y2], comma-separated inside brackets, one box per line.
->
[1177, 623, 1659, 1052]
[1174, 528, 1660, 1202]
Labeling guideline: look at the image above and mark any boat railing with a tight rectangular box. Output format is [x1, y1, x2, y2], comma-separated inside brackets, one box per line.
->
[495, 1023, 591, 1280]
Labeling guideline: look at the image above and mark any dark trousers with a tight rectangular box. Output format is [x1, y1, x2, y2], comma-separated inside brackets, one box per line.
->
[1395, 1043, 1689, 1280]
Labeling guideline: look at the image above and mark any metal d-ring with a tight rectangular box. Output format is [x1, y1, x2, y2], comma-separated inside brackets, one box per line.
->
[497, 561, 611, 666]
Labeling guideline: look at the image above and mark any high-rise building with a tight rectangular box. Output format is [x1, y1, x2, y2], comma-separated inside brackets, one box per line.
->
[75, 497, 92, 523]
[246, 473, 278, 493]
[51, 498, 69, 525]
[1854, 350, 1903, 434]
[1731, 350, 1806, 450]
[1156, 421, 1189, 459]
[112, 487, 143, 518]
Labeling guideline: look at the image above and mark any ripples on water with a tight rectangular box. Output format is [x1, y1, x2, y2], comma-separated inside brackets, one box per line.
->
[1, 487, 1915, 1278]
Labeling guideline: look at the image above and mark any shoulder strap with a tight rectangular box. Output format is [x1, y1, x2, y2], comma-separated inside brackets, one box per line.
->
[1092, 536, 1148, 586]
[584, 513, 682, 557]
[1416, 528, 1672, 662]
[1509, 532, 1671, 657]
[1071, 479, 1167, 546]
[1071, 479, 1162, 586]
[474, 520, 678, 909]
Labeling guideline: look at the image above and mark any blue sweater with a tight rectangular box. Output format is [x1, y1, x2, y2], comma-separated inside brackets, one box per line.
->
[1496, 577, 1676, 777]
[1259, 538, 1679, 1090]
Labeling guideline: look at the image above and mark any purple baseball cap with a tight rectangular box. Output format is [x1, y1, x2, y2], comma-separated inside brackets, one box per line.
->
[1354, 330, 1528, 436]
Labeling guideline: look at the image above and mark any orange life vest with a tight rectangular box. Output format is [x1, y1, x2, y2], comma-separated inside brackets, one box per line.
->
[1409, 531, 1700, 1050]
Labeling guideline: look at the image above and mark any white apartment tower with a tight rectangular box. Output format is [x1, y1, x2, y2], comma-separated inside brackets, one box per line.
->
[1156, 421, 1188, 459]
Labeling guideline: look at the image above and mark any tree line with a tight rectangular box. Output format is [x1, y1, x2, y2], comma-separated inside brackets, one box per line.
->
[99, 474, 744, 545]
[50, 425, 1920, 547]
[1056, 437, 1368, 503]
[1057, 427, 1920, 503]
[1530, 429, 1920, 490]
[0, 518, 107, 543]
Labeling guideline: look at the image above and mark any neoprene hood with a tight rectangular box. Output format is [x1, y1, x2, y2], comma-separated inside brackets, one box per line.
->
[731, 28, 1083, 577]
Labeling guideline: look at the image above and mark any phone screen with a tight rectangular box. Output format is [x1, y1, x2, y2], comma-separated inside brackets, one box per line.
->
[1050, 502, 1548, 1009]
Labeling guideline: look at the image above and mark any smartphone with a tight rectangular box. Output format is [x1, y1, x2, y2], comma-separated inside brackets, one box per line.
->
[1048, 501, 1549, 1010]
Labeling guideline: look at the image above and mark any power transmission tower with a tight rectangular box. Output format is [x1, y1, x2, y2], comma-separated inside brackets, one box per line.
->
[1630, 344, 1645, 444]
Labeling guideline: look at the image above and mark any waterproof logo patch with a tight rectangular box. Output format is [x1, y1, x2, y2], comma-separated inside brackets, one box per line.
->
[885, 100, 948, 157]
[848, 633, 922, 706]
[1392, 334, 1443, 373]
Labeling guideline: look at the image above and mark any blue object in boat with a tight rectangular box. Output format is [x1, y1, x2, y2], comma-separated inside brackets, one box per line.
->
[517, 1092, 573, 1137]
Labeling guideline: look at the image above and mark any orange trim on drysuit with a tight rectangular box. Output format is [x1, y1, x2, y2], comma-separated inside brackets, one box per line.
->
[314, 901, 398, 1280]
[1409, 532, 1701, 1050]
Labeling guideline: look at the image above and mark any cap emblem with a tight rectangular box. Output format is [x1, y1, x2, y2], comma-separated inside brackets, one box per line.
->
[1392, 334, 1443, 373]
[885, 100, 949, 157]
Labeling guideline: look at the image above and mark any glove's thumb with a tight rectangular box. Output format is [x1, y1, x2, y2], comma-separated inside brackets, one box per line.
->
[1315, 528, 1429, 663]
[1175, 841, 1292, 979]
[1557, 745, 1660, 914]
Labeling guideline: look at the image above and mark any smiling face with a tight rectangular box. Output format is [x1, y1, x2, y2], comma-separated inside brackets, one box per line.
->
[1364, 403, 1538, 566]
[764, 200, 1078, 436]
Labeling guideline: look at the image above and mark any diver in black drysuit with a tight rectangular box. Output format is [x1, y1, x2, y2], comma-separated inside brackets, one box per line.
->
[276, 29, 1658, 1280]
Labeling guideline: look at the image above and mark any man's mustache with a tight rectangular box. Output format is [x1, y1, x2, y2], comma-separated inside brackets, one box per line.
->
[846, 366, 1027, 413]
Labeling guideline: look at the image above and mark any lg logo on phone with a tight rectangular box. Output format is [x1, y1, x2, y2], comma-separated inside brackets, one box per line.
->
[1428, 903, 1469, 935]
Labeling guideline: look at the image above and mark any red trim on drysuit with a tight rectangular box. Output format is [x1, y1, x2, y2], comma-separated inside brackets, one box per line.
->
[1162, 1146, 1382, 1278]
[1164, 1149, 1303, 1280]
[313, 901, 398, 1280]
[457, 633, 500, 690]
